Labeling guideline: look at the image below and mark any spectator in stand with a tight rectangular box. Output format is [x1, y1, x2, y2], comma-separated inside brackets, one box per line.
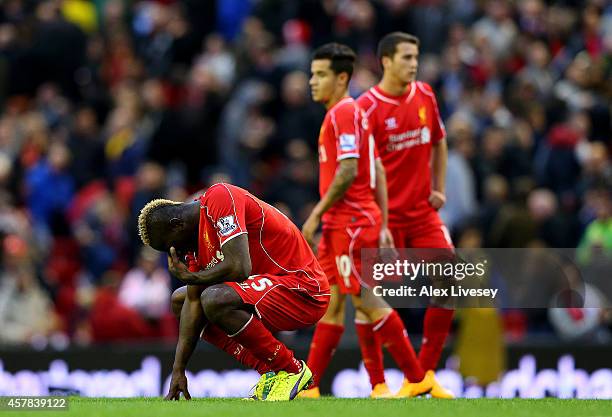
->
[88, 271, 158, 343]
[577, 184, 612, 265]
[118, 246, 175, 339]
[276, 70, 324, 154]
[73, 190, 128, 282]
[67, 106, 104, 188]
[24, 142, 74, 240]
[473, 0, 517, 60]
[0, 235, 61, 345]
[440, 113, 477, 233]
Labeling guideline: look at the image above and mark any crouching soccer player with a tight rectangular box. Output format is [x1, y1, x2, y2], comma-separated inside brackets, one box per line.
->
[138, 183, 330, 401]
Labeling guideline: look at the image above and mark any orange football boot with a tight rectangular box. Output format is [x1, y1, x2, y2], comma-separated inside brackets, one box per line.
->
[370, 383, 394, 398]
[394, 371, 434, 398]
[297, 386, 320, 398]
[427, 370, 455, 399]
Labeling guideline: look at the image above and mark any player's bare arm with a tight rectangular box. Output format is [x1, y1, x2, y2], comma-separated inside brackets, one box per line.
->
[302, 158, 358, 245]
[374, 158, 394, 249]
[165, 284, 206, 401]
[168, 234, 252, 285]
[429, 138, 448, 210]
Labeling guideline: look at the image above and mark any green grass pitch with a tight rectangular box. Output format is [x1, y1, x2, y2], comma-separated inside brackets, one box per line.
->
[4, 397, 611, 417]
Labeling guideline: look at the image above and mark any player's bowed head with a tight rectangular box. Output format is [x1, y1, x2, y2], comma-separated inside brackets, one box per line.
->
[138, 198, 203, 282]
[138, 198, 200, 257]
[138, 197, 252, 286]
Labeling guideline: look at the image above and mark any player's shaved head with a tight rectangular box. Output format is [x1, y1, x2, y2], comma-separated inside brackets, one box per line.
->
[312, 43, 357, 81]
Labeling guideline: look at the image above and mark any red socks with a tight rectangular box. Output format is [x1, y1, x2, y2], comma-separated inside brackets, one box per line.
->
[201, 323, 272, 375]
[231, 315, 302, 373]
[419, 307, 454, 371]
[355, 321, 385, 388]
[374, 310, 424, 382]
[306, 322, 344, 388]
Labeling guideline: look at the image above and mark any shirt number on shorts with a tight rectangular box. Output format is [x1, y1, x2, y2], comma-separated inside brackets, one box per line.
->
[250, 276, 273, 292]
[335, 255, 352, 288]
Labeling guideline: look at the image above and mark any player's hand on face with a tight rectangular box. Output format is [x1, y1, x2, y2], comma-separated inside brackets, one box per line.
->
[164, 370, 191, 400]
[301, 213, 320, 248]
[168, 247, 194, 283]
[428, 190, 446, 210]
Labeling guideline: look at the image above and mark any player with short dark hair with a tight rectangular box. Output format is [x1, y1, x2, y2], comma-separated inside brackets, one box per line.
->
[376, 32, 420, 60]
[357, 31, 455, 398]
[311, 42, 357, 79]
[138, 183, 330, 401]
[299, 42, 435, 398]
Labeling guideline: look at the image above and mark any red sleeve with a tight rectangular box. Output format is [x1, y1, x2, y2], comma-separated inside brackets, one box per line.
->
[357, 93, 381, 150]
[331, 102, 360, 161]
[420, 82, 446, 144]
[430, 93, 446, 144]
[203, 184, 248, 246]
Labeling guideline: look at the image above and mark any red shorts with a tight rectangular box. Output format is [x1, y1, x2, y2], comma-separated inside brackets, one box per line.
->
[391, 212, 454, 250]
[318, 225, 379, 295]
[226, 274, 330, 333]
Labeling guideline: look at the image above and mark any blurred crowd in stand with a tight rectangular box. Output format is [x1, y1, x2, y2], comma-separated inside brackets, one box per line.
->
[0, 0, 610, 349]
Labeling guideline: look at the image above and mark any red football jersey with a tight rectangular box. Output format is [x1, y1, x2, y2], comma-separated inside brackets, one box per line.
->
[357, 82, 446, 228]
[193, 183, 328, 294]
[318, 97, 381, 230]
